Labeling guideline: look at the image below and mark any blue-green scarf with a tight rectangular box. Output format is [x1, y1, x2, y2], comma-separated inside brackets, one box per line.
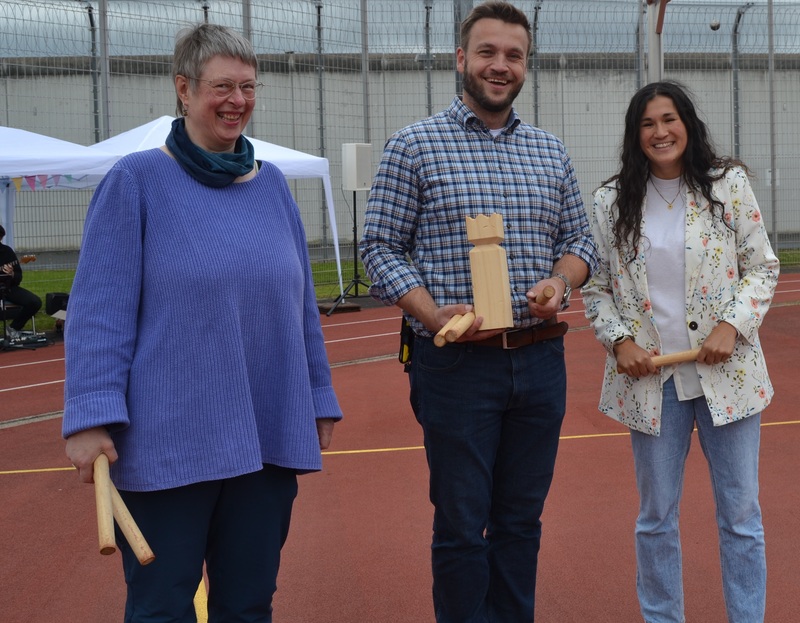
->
[165, 117, 255, 188]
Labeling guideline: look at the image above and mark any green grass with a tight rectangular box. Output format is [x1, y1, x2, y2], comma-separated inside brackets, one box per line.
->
[312, 259, 373, 301]
[16, 250, 796, 334]
[779, 248, 800, 267]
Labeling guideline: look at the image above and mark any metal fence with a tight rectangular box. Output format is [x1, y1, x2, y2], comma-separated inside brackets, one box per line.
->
[2, 0, 799, 297]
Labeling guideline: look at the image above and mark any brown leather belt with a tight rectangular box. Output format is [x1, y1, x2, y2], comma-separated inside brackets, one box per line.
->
[474, 319, 569, 349]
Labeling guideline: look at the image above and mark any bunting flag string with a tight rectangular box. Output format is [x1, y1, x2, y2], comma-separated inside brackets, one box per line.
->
[7, 173, 79, 191]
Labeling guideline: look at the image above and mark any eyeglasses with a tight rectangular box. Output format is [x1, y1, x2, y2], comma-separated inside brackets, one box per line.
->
[187, 77, 264, 100]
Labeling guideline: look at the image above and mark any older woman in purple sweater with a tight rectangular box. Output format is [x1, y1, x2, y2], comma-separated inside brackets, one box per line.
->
[64, 23, 342, 622]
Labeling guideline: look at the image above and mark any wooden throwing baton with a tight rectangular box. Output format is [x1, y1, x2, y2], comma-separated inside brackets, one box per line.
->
[110, 483, 155, 565]
[434, 312, 476, 347]
[92, 454, 156, 565]
[94, 454, 116, 555]
[534, 285, 556, 305]
[434, 284, 555, 348]
[651, 347, 701, 367]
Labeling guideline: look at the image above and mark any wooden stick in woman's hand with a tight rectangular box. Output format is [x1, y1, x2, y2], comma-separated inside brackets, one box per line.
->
[109, 483, 156, 566]
[93, 453, 155, 565]
[534, 285, 556, 305]
[93, 454, 116, 555]
[651, 348, 701, 367]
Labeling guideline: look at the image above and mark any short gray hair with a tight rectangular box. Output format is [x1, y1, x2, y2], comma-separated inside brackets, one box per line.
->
[172, 23, 258, 116]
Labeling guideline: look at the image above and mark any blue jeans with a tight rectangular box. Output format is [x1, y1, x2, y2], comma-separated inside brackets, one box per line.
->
[630, 378, 766, 623]
[118, 464, 298, 622]
[410, 336, 567, 623]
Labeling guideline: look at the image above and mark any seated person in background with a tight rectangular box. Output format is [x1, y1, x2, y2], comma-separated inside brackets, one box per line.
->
[0, 224, 42, 340]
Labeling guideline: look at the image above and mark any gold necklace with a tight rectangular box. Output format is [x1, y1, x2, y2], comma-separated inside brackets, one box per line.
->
[650, 178, 683, 210]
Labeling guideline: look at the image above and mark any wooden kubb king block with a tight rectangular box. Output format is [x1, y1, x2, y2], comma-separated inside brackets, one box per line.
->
[465, 213, 513, 331]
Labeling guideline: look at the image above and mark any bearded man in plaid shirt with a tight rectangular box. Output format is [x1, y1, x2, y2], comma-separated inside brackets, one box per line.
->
[360, 2, 597, 622]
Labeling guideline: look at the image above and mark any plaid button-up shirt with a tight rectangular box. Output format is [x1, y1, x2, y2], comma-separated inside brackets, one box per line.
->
[360, 97, 599, 337]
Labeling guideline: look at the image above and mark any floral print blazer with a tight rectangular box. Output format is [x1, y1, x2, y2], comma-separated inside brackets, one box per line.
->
[581, 167, 779, 435]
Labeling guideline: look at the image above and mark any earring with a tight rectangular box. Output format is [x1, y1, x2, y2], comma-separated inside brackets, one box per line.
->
[182, 102, 189, 117]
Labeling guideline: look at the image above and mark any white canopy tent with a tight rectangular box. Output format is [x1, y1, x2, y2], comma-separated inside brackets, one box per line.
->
[90, 116, 333, 181]
[0, 126, 119, 246]
[1, 120, 342, 292]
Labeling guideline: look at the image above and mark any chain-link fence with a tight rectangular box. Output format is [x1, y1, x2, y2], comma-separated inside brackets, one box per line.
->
[2, 0, 798, 299]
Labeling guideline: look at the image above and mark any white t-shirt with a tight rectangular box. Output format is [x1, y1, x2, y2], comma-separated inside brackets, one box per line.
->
[644, 175, 703, 400]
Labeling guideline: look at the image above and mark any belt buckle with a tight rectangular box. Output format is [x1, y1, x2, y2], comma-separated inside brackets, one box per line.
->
[500, 329, 521, 350]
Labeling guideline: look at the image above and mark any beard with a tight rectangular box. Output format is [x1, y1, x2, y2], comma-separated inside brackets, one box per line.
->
[461, 62, 524, 114]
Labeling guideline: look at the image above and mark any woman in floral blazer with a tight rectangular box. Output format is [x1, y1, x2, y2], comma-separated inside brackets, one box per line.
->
[581, 81, 779, 623]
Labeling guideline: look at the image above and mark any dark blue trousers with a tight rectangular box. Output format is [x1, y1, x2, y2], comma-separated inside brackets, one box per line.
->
[117, 464, 298, 623]
[410, 336, 567, 623]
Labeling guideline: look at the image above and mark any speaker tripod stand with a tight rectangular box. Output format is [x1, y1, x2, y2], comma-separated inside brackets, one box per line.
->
[326, 191, 370, 316]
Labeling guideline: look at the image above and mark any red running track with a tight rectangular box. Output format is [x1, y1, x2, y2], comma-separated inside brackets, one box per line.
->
[1, 273, 800, 622]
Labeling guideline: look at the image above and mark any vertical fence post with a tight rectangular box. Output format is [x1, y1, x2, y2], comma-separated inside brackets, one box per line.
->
[424, 0, 433, 117]
[361, 0, 370, 144]
[98, 0, 110, 139]
[453, 0, 472, 96]
[531, 0, 542, 128]
[646, 0, 667, 84]
[767, 0, 778, 250]
[732, 3, 754, 160]
[314, 0, 329, 257]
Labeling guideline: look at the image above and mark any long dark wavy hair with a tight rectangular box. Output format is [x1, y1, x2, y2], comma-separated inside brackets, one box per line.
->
[601, 80, 747, 258]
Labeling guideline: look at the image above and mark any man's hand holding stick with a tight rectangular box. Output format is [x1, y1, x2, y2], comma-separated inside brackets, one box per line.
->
[434, 285, 557, 347]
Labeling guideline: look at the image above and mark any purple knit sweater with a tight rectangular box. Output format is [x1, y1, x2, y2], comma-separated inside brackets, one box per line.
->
[63, 149, 342, 491]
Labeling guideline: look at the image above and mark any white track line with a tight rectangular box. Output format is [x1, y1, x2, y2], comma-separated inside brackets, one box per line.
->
[325, 332, 398, 344]
[0, 379, 64, 393]
[0, 357, 64, 371]
[323, 316, 400, 328]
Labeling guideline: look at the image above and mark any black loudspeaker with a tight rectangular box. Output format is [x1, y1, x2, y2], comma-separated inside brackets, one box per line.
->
[46, 292, 69, 315]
